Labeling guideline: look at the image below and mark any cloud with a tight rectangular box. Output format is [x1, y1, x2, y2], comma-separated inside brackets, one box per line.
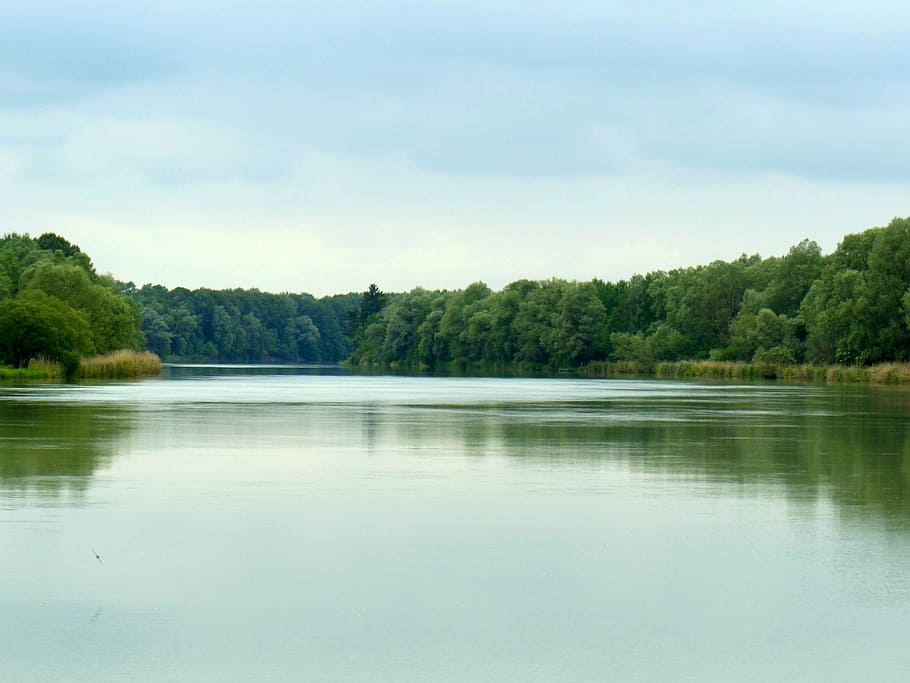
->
[1, 0, 909, 295]
[0, 4, 185, 103]
[13, 147, 905, 296]
[3, 0, 909, 183]
[57, 118, 297, 184]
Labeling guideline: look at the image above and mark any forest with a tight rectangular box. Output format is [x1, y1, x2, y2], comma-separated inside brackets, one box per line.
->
[133, 285, 359, 363]
[0, 232, 361, 370]
[349, 216, 910, 369]
[1, 216, 909, 373]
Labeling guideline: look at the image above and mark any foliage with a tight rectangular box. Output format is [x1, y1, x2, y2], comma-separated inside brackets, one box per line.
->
[132, 285, 359, 363]
[19, 261, 142, 353]
[0, 232, 143, 375]
[346, 217, 910, 372]
[0, 357, 64, 380]
[802, 217, 910, 364]
[5, 217, 910, 376]
[0, 290, 93, 376]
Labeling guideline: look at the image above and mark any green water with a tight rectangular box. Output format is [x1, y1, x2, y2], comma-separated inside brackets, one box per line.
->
[2, 367, 909, 681]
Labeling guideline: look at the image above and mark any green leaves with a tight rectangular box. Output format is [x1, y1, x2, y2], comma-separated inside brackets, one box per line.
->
[0, 291, 92, 374]
[802, 218, 910, 364]
[18, 260, 142, 354]
[0, 233, 144, 373]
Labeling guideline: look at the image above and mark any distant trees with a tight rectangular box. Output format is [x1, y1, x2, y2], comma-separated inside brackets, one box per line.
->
[5, 217, 910, 373]
[347, 217, 910, 369]
[131, 285, 360, 363]
[352, 279, 611, 368]
[0, 231, 361, 368]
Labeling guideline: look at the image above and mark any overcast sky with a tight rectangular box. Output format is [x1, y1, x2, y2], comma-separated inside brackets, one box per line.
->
[2, 1, 908, 295]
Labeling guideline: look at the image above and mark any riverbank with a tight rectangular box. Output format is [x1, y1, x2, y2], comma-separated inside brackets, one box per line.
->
[0, 350, 163, 381]
[364, 358, 910, 384]
[579, 360, 910, 384]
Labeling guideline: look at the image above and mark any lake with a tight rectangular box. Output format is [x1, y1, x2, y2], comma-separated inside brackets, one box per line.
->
[2, 366, 909, 681]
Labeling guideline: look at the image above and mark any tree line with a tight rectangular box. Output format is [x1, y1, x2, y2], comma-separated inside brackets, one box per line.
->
[0, 231, 362, 368]
[132, 285, 360, 363]
[350, 217, 910, 368]
[3, 217, 909, 372]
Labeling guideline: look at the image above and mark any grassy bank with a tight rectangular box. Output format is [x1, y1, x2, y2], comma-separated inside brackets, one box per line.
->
[365, 357, 910, 384]
[580, 360, 910, 384]
[0, 357, 65, 380]
[1, 350, 162, 382]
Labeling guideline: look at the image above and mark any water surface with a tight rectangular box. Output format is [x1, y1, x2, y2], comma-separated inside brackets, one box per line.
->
[2, 367, 909, 681]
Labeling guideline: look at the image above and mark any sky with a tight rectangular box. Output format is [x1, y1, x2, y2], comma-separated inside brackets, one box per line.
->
[1, 1, 908, 296]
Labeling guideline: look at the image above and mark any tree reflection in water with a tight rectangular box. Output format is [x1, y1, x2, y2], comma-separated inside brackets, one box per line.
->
[0, 400, 135, 502]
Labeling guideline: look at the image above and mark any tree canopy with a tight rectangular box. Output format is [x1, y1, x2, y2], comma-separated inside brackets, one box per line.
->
[0, 233, 143, 372]
[347, 217, 910, 369]
[4, 217, 909, 373]
[0, 290, 92, 374]
[131, 285, 359, 363]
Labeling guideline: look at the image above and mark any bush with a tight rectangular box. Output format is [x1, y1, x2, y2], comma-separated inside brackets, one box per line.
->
[0, 291, 93, 374]
[753, 345, 796, 365]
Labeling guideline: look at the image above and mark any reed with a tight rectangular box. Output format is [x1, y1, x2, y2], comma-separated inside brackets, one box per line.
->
[579, 360, 654, 378]
[0, 358, 64, 380]
[27, 357, 64, 378]
[774, 364, 827, 382]
[656, 360, 758, 379]
[78, 350, 162, 379]
[825, 365, 870, 383]
[868, 363, 910, 384]
[581, 360, 910, 384]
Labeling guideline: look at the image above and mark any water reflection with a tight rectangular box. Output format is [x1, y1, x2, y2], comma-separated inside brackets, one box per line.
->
[358, 385, 910, 529]
[2, 374, 908, 529]
[0, 400, 135, 502]
[2, 374, 910, 681]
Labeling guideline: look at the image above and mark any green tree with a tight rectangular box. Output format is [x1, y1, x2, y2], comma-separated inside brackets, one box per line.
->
[802, 268, 866, 363]
[609, 332, 653, 364]
[19, 261, 142, 353]
[550, 282, 608, 365]
[0, 290, 93, 374]
[663, 259, 750, 356]
[765, 239, 824, 317]
[377, 288, 435, 364]
[728, 308, 799, 362]
[36, 233, 84, 259]
[512, 281, 563, 364]
[802, 218, 910, 363]
[360, 284, 385, 322]
[437, 282, 492, 363]
[416, 295, 449, 366]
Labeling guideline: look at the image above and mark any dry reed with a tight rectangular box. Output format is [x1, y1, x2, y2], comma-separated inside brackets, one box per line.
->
[582, 360, 910, 384]
[78, 350, 162, 379]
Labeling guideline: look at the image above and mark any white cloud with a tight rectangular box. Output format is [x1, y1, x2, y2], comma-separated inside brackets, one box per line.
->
[7, 152, 901, 296]
[1, 1, 908, 295]
[57, 118, 295, 184]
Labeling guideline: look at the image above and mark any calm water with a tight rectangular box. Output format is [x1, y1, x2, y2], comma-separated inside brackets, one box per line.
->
[2, 367, 909, 681]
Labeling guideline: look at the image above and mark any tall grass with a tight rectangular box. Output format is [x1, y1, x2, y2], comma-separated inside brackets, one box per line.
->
[581, 360, 910, 384]
[868, 363, 910, 384]
[27, 357, 64, 378]
[0, 357, 64, 380]
[578, 360, 654, 378]
[78, 350, 162, 379]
